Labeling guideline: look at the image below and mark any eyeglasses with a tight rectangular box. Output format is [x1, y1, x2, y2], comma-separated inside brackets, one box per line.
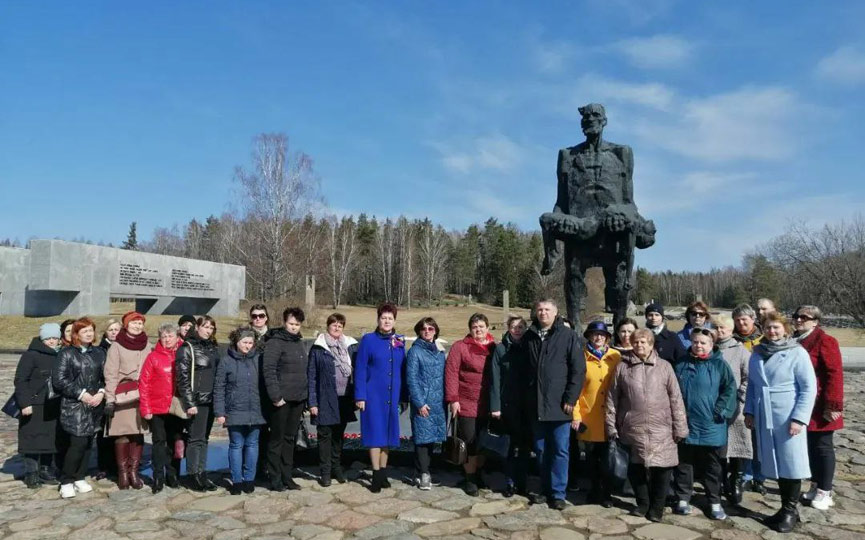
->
[792, 314, 815, 321]
[690, 312, 707, 318]
[251, 313, 267, 320]
[421, 326, 436, 332]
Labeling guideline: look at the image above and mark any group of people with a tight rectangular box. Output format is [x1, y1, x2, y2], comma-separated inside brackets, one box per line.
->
[12, 297, 844, 534]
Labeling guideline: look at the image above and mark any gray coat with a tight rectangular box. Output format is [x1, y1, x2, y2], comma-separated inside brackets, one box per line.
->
[717, 338, 752, 459]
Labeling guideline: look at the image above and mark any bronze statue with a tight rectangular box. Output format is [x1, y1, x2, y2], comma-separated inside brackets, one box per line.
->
[540, 103, 656, 328]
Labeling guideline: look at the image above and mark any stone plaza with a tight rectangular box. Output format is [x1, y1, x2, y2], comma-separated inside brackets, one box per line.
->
[0, 240, 245, 317]
[0, 352, 864, 539]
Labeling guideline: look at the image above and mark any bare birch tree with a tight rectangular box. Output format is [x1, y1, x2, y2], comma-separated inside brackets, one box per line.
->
[416, 219, 450, 305]
[326, 216, 359, 307]
[232, 133, 321, 300]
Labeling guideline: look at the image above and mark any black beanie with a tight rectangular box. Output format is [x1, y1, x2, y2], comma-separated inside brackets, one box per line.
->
[178, 314, 197, 327]
[644, 303, 664, 317]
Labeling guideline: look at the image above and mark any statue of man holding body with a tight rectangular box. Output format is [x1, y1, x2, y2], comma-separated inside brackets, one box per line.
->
[540, 103, 656, 328]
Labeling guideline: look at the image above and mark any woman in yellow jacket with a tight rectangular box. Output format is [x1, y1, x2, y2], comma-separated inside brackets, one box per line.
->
[573, 321, 621, 507]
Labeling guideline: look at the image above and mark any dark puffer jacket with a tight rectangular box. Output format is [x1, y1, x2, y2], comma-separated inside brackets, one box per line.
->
[262, 328, 308, 404]
[175, 331, 219, 410]
[524, 317, 586, 422]
[213, 346, 266, 427]
[52, 345, 106, 437]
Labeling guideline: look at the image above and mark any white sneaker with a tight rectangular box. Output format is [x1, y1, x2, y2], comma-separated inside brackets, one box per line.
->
[59, 483, 76, 498]
[802, 482, 818, 501]
[419, 473, 432, 491]
[811, 489, 835, 510]
[73, 480, 93, 493]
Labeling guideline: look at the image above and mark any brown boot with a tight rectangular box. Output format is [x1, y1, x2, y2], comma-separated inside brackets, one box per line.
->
[128, 440, 144, 490]
[115, 441, 130, 490]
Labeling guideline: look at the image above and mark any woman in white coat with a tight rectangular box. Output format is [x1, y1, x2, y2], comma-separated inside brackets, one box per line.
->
[744, 312, 816, 534]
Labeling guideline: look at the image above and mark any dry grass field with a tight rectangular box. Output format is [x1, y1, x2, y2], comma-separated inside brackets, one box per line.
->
[0, 302, 531, 350]
[1, 302, 863, 349]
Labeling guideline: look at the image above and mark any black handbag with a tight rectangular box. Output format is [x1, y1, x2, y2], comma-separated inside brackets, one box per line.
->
[2, 394, 21, 419]
[478, 418, 510, 459]
[606, 438, 630, 489]
[443, 414, 468, 465]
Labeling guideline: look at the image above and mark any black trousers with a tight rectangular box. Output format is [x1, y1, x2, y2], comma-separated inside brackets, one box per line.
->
[808, 430, 836, 491]
[268, 400, 305, 482]
[96, 429, 116, 475]
[60, 434, 93, 483]
[585, 441, 611, 497]
[674, 444, 723, 504]
[185, 404, 214, 475]
[415, 443, 434, 475]
[629, 464, 672, 514]
[317, 422, 347, 477]
[150, 414, 184, 478]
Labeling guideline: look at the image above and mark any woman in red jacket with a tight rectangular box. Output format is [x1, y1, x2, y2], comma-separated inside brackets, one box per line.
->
[793, 305, 844, 511]
[446, 313, 496, 496]
[139, 322, 184, 493]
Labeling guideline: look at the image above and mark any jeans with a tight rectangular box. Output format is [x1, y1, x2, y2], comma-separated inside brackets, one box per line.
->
[674, 444, 724, 504]
[60, 433, 93, 483]
[533, 420, 570, 500]
[186, 404, 214, 475]
[414, 442, 434, 476]
[267, 400, 305, 483]
[228, 425, 261, 483]
[808, 430, 836, 491]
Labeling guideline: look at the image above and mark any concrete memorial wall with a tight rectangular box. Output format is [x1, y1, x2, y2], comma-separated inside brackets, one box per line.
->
[0, 239, 245, 317]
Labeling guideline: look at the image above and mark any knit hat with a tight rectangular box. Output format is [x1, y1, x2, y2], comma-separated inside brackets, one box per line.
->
[584, 320, 612, 339]
[178, 314, 197, 327]
[122, 311, 146, 328]
[39, 323, 62, 340]
[644, 303, 664, 317]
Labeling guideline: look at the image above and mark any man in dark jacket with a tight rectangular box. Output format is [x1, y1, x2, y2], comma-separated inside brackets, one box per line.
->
[524, 299, 586, 510]
[262, 307, 308, 491]
[645, 303, 686, 364]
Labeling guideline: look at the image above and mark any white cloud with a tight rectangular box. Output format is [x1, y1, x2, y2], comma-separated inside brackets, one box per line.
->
[613, 34, 693, 69]
[531, 40, 576, 74]
[632, 86, 804, 162]
[576, 74, 677, 111]
[434, 134, 526, 174]
[815, 46, 865, 85]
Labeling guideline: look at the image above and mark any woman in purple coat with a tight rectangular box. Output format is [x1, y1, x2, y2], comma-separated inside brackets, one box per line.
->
[354, 302, 406, 493]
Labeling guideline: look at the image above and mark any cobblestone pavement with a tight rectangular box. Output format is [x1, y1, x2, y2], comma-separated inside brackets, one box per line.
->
[1, 353, 864, 540]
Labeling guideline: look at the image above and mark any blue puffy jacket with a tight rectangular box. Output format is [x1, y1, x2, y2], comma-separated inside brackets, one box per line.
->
[214, 346, 265, 427]
[406, 338, 447, 445]
[674, 349, 737, 447]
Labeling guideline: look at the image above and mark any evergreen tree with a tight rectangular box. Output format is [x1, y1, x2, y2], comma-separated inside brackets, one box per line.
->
[122, 222, 138, 250]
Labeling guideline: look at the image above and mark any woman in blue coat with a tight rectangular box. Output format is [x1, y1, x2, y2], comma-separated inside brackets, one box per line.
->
[672, 327, 737, 520]
[308, 313, 358, 487]
[745, 312, 817, 534]
[354, 302, 406, 493]
[406, 317, 447, 491]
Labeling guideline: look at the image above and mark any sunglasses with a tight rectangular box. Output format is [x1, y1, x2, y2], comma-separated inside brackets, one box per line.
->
[421, 326, 436, 332]
[792, 314, 815, 321]
[251, 313, 267, 320]
[690, 311, 708, 317]
[693, 328, 714, 337]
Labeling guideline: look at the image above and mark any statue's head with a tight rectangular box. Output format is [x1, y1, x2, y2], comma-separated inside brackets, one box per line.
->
[579, 103, 607, 138]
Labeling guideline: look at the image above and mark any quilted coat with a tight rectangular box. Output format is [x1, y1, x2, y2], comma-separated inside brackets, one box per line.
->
[53, 345, 106, 437]
[406, 337, 447, 445]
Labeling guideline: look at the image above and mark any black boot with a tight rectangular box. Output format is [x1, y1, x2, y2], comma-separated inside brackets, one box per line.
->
[463, 473, 479, 497]
[333, 466, 346, 484]
[24, 471, 42, 489]
[188, 472, 207, 492]
[38, 465, 59, 486]
[152, 475, 164, 494]
[776, 479, 801, 533]
[199, 472, 218, 492]
[166, 472, 180, 489]
[369, 469, 384, 493]
[380, 469, 391, 489]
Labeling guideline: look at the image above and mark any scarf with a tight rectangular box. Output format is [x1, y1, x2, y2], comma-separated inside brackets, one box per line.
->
[753, 337, 799, 361]
[586, 343, 608, 360]
[116, 328, 148, 351]
[794, 328, 815, 343]
[733, 328, 762, 342]
[325, 334, 352, 377]
[716, 336, 737, 349]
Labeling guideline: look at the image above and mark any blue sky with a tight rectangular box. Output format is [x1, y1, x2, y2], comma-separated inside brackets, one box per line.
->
[2, 1, 864, 271]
